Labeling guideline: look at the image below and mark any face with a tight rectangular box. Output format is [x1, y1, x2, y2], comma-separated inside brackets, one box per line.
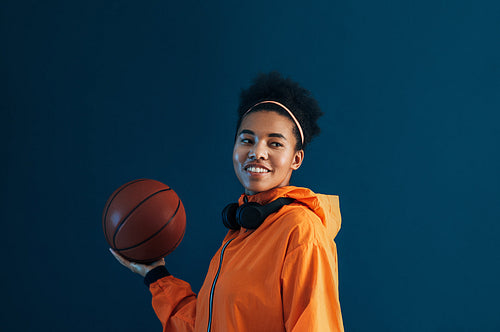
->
[233, 111, 304, 195]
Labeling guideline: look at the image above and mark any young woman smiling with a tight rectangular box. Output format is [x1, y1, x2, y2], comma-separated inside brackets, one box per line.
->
[111, 72, 344, 331]
[233, 110, 304, 195]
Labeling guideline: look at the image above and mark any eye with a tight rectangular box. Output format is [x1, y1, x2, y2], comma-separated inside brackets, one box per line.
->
[240, 138, 253, 144]
[270, 142, 283, 147]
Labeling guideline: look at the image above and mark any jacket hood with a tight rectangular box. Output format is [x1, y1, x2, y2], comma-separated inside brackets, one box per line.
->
[238, 186, 342, 237]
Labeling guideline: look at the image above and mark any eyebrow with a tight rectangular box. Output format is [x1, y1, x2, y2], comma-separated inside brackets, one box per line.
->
[239, 129, 287, 140]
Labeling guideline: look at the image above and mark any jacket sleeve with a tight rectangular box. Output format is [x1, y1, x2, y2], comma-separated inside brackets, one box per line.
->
[149, 275, 197, 332]
[281, 242, 344, 332]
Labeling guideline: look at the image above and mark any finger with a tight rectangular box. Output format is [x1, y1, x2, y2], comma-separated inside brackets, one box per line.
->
[128, 261, 149, 277]
[150, 258, 166, 268]
[109, 248, 131, 268]
[129, 262, 139, 274]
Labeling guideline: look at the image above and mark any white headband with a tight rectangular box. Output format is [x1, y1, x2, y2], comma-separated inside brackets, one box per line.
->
[243, 100, 304, 145]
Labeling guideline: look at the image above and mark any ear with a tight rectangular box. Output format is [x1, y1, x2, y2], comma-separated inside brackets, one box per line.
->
[291, 149, 304, 170]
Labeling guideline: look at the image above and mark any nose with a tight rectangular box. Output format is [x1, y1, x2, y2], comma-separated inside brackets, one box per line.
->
[248, 141, 268, 160]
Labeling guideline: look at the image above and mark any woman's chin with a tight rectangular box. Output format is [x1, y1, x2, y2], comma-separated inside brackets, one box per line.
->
[244, 180, 282, 195]
[244, 184, 269, 195]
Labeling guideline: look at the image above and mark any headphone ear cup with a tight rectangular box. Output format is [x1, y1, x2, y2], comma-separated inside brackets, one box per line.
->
[237, 202, 265, 229]
[222, 203, 240, 230]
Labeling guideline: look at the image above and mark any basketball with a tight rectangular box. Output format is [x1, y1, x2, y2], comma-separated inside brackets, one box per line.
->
[102, 179, 186, 264]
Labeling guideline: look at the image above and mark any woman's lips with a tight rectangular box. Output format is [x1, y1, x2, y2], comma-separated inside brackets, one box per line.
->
[244, 164, 271, 176]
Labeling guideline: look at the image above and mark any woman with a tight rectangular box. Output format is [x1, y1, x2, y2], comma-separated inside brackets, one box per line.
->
[111, 72, 344, 331]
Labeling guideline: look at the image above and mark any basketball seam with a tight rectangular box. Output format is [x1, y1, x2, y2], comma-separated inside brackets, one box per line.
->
[115, 198, 181, 251]
[111, 188, 172, 249]
[103, 179, 147, 242]
[124, 225, 186, 263]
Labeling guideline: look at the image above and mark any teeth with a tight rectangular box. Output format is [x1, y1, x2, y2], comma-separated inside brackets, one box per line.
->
[247, 166, 269, 173]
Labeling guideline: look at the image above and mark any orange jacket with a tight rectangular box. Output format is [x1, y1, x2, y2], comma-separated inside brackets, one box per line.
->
[149, 186, 344, 331]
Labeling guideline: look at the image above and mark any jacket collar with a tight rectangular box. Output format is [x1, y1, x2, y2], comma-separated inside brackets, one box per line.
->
[238, 186, 310, 206]
[237, 186, 342, 237]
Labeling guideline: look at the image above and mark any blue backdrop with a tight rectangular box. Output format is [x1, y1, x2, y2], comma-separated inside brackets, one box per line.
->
[2, 1, 499, 331]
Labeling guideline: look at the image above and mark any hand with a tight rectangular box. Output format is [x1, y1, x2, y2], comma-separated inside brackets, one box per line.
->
[109, 248, 165, 277]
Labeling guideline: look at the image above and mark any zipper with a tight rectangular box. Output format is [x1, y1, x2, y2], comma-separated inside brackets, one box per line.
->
[207, 237, 235, 332]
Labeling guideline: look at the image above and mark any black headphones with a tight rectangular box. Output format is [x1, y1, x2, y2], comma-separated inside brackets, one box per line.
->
[222, 197, 295, 230]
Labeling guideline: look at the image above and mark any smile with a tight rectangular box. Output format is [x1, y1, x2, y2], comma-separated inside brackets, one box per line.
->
[245, 166, 270, 173]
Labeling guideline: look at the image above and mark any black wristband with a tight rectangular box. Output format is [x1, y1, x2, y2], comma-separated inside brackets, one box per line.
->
[144, 265, 171, 287]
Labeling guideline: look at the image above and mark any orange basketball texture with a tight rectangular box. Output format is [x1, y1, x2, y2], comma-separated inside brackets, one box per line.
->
[103, 179, 186, 263]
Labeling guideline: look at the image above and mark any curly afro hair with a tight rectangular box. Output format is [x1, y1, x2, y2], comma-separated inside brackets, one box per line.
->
[235, 71, 323, 150]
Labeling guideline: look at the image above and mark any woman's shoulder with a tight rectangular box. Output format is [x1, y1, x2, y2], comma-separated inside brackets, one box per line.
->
[274, 204, 331, 250]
